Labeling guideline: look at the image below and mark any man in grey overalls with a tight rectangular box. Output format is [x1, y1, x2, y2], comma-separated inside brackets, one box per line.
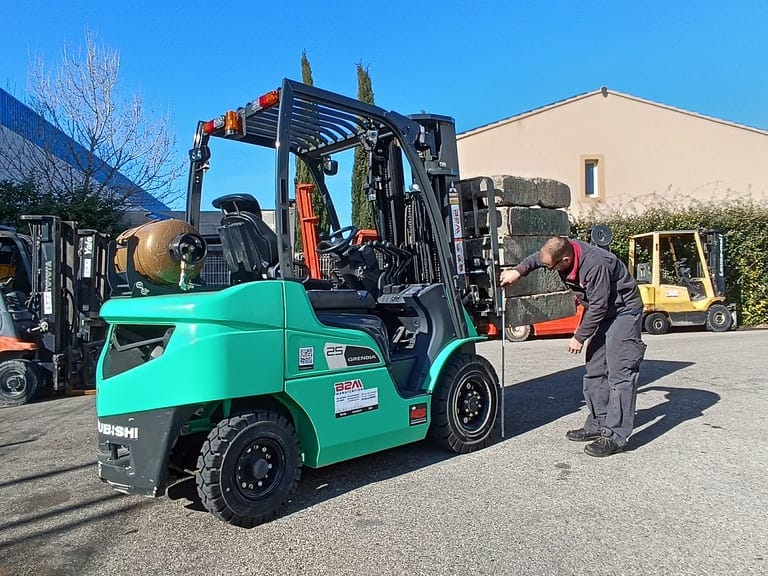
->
[500, 236, 646, 457]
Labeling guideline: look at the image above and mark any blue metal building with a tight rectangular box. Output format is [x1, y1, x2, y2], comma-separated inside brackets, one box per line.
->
[0, 87, 169, 214]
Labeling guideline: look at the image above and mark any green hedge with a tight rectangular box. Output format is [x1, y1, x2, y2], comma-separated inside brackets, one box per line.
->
[0, 180, 125, 234]
[574, 198, 768, 327]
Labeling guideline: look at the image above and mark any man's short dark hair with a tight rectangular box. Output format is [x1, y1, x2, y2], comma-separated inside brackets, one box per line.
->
[542, 236, 573, 260]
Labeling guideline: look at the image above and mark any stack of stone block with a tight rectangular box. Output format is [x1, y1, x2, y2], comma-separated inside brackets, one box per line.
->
[459, 175, 576, 327]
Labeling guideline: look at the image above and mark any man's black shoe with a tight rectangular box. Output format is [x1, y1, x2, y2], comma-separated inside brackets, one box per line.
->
[565, 428, 601, 442]
[584, 437, 625, 457]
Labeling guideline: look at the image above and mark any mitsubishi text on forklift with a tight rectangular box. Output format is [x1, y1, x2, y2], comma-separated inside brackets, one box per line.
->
[96, 80, 502, 527]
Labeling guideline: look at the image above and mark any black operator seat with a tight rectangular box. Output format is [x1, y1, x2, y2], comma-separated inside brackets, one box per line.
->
[315, 312, 390, 363]
[213, 194, 279, 283]
[309, 290, 390, 361]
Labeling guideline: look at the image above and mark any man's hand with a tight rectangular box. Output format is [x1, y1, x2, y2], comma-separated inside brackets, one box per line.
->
[500, 269, 521, 287]
[567, 337, 583, 354]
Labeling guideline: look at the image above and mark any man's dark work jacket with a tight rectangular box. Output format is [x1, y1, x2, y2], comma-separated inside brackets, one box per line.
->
[512, 239, 643, 344]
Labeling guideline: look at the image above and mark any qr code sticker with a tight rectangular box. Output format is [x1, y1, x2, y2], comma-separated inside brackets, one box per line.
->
[299, 347, 314, 370]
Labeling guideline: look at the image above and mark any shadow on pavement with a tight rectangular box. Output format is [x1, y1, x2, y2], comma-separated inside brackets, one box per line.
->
[0, 496, 152, 573]
[499, 359, 696, 439]
[629, 385, 720, 449]
[0, 493, 125, 534]
[0, 468, 151, 575]
[0, 461, 96, 490]
[0, 437, 39, 450]
[168, 359, 698, 526]
[167, 439, 455, 521]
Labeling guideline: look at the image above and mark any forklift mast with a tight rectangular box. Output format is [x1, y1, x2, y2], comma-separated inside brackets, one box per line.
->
[22, 216, 68, 365]
[358, 111, 468, 287]
[702, 229, 726, 297]
[17, 215, 109, 391]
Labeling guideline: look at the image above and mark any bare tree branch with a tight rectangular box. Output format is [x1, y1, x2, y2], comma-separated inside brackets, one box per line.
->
[0, 29, 183, 209]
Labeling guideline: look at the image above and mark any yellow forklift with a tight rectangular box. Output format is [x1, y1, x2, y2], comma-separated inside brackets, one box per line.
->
[629, 229, 735, 335]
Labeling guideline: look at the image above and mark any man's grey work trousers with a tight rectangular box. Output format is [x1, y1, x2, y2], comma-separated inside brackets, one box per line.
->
[582, 309, 646, 446]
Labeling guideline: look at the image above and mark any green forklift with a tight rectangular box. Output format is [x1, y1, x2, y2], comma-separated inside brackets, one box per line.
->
[96, 80, 501, 527]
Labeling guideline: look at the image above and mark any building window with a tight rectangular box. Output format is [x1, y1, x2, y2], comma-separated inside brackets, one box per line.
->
[581, 155, 604, 200]
[585, 160, 598, 197]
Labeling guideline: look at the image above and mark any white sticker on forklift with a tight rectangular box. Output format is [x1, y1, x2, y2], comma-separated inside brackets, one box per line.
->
[334, 379, 378, 418]
[43, 292, 53, 315]
[450, 203, 464, 239]
[298, 346, 314, 370]
[325, 343, 380, 369]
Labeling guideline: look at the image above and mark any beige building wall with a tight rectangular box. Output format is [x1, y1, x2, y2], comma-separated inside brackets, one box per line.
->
[456, 90, 768, 218]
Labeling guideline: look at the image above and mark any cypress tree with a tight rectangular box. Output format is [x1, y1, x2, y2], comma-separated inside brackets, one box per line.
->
[294, 51, 329, 247]
[351, 62, 375, 230]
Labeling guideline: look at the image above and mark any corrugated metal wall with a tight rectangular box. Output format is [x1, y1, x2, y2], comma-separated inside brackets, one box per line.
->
[0, 87, 169, 213]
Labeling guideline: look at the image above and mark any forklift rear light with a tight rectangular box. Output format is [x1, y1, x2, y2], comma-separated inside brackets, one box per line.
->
[257, 90, 280, 108]
[203, 117, 225, 135]
[224, 110, 241, 136]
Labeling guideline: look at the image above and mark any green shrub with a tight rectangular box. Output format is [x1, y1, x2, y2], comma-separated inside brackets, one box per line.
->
[574, 196, 768, 327]
[0, 179, 125, 234]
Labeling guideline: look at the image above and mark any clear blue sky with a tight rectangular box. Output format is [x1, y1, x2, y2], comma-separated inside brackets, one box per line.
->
[2, 0, 766, 222]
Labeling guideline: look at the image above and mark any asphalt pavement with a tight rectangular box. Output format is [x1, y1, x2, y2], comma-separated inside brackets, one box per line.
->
[1, 329, 766, 576]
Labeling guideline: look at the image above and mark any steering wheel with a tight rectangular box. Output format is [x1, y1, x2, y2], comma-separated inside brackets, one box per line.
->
[316, 225, 359, 255]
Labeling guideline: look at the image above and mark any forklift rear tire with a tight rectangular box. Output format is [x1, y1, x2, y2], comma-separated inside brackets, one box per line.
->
[0, 359, 41, 407]
[505, 325, 532, 342]
[706, 304, 732, 332]
[429, 353, 499, 454]
[196, 410, 301, 528]
[644, 313, 670, 335]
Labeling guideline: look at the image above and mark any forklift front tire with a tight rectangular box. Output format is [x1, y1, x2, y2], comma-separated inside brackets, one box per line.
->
[706, 304, 733, 332]
[196, 410, 301, 528]
[0, 359, 41, 407]
[644, 312, 670, 335]
[429, 353, 499, 454]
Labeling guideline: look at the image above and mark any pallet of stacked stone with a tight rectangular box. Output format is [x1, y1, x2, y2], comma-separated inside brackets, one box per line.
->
[459, 175, 576, 327]
[458, 175, 571, 209]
